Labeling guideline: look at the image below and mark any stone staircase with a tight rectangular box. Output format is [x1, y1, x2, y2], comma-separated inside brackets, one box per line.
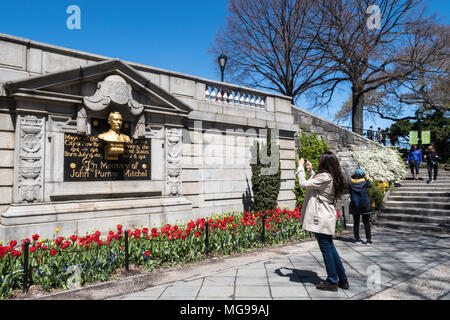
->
[374, 169, 450, 234]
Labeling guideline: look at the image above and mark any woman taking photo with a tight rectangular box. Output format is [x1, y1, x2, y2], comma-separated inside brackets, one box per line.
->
[296, 151, 349, 292]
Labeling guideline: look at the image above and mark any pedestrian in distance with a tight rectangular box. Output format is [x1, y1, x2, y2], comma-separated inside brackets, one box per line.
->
[296, 152, 349, 292]
[406, 144, 423, 180]
[424, 145, 439, 184]
[348, 169, 372, 245]
[375, 127, 383, 144]
[367, 126, 374, 141]
[381, 129, 387, 146]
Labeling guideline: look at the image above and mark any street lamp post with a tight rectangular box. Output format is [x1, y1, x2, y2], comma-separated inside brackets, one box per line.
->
[218, 54, 228, 82]
[415, 109, 424, 149]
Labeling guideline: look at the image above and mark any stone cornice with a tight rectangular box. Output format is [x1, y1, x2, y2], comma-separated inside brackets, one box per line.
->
[0, 32, 292, 101]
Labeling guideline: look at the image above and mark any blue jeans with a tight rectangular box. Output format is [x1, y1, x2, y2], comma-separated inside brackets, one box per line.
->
[315, 233, 347, 284]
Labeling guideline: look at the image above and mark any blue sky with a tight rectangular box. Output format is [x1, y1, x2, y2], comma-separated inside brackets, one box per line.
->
[0, 0, 448, 132]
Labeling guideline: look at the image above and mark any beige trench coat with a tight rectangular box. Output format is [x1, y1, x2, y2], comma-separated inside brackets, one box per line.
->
[297, 166, 337, 236]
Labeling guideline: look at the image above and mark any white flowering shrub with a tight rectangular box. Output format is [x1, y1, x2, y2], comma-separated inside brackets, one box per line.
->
[350, 145, 406, 183]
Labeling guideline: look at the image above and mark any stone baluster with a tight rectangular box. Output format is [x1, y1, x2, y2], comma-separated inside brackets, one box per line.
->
[254, 96, 261, 108]
[250, 95, 256, 108]
[223, 91, 228, 104]
[226, 90, 233, 104]
[234, 92, 240, 105]
[244, 94, 250, 107]
[239, 93, 245, 106]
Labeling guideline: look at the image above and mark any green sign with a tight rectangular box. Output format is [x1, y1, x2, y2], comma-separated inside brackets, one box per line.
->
[409, 131, 431, 145]
[422, 131, 431, 145]
[409, 131, 418, 145]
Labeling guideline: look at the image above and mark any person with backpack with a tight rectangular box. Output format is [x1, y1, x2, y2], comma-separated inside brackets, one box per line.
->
[348, 169, 372, 245]
[424, 145, 439, 184]
[406, 144, 423, 180]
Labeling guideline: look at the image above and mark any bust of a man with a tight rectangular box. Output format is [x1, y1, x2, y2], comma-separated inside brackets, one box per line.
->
[98, 112, 131, 143]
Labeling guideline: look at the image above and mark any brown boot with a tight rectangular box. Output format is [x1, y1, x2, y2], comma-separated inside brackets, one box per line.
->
[316, 280, 338, 292]
[338, 279, 349, 290]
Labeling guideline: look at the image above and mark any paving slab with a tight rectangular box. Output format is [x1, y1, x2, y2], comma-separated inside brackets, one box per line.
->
[270, 285, 309, 298]
[159, 296, 196, 300]
[159, 286, 201, 299]
[141, 286, 167, 297]
[367, 260, 450, 300]
[236, 276, 268, 286]
[197, 286, 235, 298]
[236, 268, 267, 278]
[274, 297, 312, 300]
[203, 276, 236, 287]
[268, 278, 305, 287]
[212, 269, 238, 277]
[121, 294, 158, 300]
[303, 283, 349, 299]
[234, 286, 271, 298]
[108, 228, 450, 301]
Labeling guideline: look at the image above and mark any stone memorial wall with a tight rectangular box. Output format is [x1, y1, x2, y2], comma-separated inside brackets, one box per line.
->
[0, 33, 375, 242]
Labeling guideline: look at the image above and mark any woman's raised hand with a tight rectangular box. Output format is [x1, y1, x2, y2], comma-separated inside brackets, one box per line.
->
[298, 158, 305, 167]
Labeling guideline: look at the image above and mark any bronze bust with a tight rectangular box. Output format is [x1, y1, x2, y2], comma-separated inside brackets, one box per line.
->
[98, 112, 130, 160]
[98, 112, 131, 143]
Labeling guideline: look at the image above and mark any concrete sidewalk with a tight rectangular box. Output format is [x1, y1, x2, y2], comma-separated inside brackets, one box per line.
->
[110, 227, 450, 300]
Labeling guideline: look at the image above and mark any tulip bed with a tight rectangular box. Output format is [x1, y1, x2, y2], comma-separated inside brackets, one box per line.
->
[0, 206, 345, 299]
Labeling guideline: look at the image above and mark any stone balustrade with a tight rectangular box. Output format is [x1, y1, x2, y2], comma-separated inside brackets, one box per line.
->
[204, 83, 266, 110]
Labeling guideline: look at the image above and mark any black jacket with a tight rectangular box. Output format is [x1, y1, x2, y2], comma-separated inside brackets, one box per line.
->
[425, 151, 438, 165]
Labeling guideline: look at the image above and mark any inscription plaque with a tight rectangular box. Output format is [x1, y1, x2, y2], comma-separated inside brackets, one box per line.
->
[64, 133, 151, 182]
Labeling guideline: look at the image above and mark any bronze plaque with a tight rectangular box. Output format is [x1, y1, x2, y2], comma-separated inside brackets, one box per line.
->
[63, 133, 151, 182]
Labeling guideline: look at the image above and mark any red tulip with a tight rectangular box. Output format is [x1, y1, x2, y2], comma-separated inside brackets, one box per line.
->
[55, 237, 63, 246]
[61, 241, 70, 249]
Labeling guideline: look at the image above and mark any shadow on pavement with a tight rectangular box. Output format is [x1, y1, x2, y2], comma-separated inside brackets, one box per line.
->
[334, 236, 359, 243]
[275, 267, 323, 285]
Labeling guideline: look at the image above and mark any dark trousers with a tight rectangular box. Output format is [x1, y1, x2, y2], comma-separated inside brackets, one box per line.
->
[409, 160, 419, 175]
[427, 163, 438, 181]
[353, 213, 371, 241]
[315, 233, 347, 284]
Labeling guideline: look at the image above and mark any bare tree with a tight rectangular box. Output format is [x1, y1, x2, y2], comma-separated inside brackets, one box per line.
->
[311, 0, 448, 134]
[213, 0, 447, 134]
[334, 24, 450, 123]
[211, 0, 336, 104]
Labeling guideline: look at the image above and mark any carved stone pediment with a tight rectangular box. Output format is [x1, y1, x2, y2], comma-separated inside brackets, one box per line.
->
[83, 75, 144, 115]
[4, 59, 193, 117]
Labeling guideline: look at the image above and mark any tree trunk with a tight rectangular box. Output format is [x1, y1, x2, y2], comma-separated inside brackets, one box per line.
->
[351, 83, 364, 135]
